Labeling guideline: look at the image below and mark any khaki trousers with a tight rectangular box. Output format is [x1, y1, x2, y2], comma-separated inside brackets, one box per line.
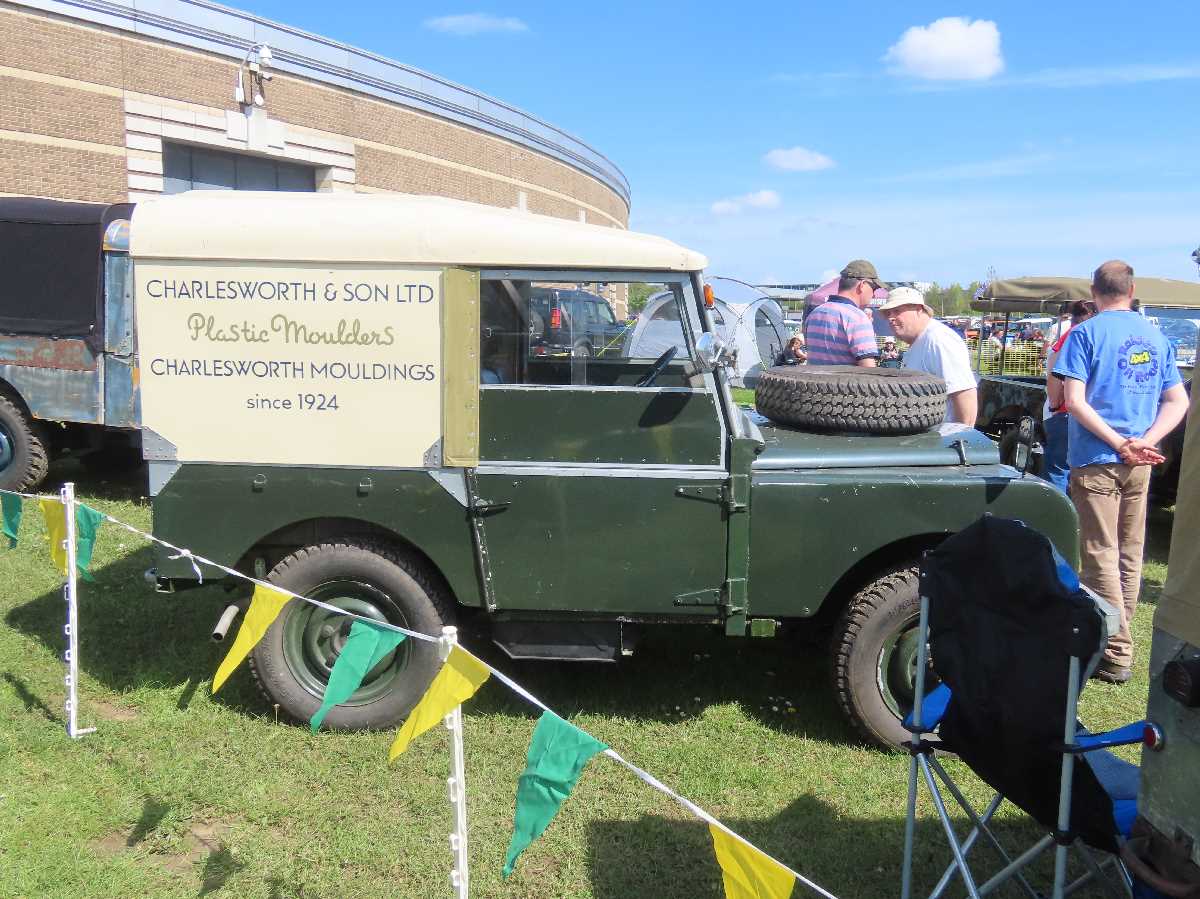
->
[1069, 463, 1151, 668]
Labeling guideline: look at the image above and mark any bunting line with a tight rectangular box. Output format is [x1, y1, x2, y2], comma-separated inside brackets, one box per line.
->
[0, 485, 836, 898]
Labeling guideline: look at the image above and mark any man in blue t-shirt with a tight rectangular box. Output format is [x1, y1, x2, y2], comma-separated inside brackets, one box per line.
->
[1053, 260, 1189, 683]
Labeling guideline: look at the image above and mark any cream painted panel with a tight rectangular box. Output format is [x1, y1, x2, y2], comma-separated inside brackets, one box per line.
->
[135, 260, 443, 467]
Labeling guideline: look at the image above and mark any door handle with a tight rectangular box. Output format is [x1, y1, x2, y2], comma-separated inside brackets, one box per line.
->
[471, 499, 511, 516]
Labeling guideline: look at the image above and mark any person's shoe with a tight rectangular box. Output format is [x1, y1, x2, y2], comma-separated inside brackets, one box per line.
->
[1091, 660, 1132, 685]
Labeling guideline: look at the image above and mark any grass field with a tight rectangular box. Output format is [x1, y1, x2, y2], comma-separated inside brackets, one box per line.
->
[0, 459, 1169, 899]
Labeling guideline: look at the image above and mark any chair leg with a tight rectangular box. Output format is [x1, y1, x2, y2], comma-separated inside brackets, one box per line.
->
[925, 763, 1040, 899]
[1065, 846, 1127, 899]
[902, 753, 920, 899]
[929, 794, 1003, 899]
[920, 754, 983, 899]
[977, 835, 1055, 898]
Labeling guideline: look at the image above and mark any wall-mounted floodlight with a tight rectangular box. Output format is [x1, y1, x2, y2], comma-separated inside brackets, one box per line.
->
[234, 43, 273, 108]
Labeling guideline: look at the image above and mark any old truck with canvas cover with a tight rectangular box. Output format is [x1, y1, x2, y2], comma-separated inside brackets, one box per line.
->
[0, 198, 139, 492]
[136, 191, 1079, 749]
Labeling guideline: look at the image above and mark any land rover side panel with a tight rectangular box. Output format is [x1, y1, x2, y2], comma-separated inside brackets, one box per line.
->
[472, 271, 730, 616]
[747, 465, 1080, 618]
[151, 465, 483, 606]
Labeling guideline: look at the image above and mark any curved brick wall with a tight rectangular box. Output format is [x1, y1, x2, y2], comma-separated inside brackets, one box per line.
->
[0, 0, 630, 229]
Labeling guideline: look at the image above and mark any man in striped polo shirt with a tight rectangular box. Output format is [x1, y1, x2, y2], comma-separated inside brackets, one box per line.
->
[804, 259, 887, 366]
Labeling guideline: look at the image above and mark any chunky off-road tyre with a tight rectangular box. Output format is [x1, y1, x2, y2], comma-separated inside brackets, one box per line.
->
[755, 366, 946, 434]
[249, 540, 453, 731]
[0, 392, 49, 492]
[831, 566, 924, 750]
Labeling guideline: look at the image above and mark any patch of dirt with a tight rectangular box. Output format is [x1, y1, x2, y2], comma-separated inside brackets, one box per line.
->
[90, 700, 138, 722]
[93, 819, 235, 875]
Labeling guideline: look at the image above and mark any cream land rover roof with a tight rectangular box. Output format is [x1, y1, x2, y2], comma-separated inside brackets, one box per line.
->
[129, 191, 708, 271]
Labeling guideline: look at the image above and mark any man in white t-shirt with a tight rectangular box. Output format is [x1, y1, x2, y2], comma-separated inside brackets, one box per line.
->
[879, 286, 978, 425]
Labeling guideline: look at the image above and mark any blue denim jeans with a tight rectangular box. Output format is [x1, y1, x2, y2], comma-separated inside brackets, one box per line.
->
[1042, 412, 1070, 493]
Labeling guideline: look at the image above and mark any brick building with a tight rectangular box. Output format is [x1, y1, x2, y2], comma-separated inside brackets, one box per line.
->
[0, 0, 631, 305]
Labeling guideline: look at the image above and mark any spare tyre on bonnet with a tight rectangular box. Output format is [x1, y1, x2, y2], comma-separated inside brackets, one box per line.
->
[754, 366, 947, 434]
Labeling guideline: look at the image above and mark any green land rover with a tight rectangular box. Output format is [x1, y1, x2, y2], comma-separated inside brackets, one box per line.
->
[135, 191, 1079, 749]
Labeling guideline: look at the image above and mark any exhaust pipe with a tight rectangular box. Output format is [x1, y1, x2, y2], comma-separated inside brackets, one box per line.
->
[211, 603, 241, 642]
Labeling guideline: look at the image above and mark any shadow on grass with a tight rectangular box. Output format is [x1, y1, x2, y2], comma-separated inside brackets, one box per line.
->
[0, 671, 59, 722]
[4, 546, 265, 716]
[465, 626, 855, 742]
[40, 455, 151, 505]
[585, 793, 1106, 899]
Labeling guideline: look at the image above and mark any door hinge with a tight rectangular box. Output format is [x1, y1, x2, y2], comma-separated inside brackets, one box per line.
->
[673, 588, 721, 608]
[723, 473, 749, 513]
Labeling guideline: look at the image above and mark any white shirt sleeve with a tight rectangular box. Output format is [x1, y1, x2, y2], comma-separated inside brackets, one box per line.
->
[930, 328, 977, 394]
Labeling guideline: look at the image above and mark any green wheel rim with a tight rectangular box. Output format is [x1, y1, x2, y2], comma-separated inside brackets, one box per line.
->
[280, 578, 412, 706]
[0, 419, 14, 474]
[877, 616, 924, 720]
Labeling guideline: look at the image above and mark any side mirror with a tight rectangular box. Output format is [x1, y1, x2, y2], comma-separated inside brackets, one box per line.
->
[695, 332, 728, 371]
[1013, 415, 1036, 475]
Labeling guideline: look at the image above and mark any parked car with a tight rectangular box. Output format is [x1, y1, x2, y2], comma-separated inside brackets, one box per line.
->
[528, 287, 627, 359]
[137, 191, 1078, 749]
[973, 275, 1199, 503]
[0, 197, 139, 491]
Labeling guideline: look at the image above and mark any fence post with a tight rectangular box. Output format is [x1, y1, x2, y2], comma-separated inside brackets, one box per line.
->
[61, 482, 95, 740]
[442, 626, 469, 898]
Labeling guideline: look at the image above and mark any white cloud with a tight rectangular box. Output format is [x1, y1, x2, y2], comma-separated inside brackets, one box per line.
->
[1008, 63, 1200, 89]
[764, 146, 835, 172]
[884, 17, 1003, 81]
[710, 190, 781, 216]
[423, 13, 529, 36]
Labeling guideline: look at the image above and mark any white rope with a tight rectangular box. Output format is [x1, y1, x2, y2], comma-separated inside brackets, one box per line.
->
[0, 486, 56, 501]
[92, 509, 438, 644]
[600, 748, 838, 899]
[6, 487, 836, 897]
[167, 548, 203, 584]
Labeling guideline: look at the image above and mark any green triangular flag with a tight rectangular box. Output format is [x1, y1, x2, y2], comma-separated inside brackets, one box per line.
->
[310, 619, 406, 732]
[74, 503, 104, 582]
[503, 710, 608, 878]
[1, 493, 21, 548]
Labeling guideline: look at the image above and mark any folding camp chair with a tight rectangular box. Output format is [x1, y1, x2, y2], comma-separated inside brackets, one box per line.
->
[900, 515, 1151, 899]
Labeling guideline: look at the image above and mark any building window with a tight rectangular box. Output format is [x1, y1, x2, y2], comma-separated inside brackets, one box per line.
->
[162, 144, 316, 193]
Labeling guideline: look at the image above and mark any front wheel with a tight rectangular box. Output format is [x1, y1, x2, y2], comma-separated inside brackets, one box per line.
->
[249, 540, 452, 730]
[830, 566, 927, 749]
[0, 393, 49, 492]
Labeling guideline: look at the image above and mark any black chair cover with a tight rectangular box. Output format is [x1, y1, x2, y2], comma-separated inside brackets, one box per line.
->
[921, 515, 1119, 852]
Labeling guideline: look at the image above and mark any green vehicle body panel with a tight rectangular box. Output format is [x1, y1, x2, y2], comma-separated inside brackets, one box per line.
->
[748, 464, 1078, 618]
[471, 470, 727, 613]
[153, 424, 1079, 625]
[479, 386, 721, 465]
[152, 465, 483, 607]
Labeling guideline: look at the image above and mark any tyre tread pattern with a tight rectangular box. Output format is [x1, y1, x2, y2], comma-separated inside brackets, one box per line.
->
[0, 392, 49, 491]
[830, 566, 919, 747]
[755, 366, 946, 434]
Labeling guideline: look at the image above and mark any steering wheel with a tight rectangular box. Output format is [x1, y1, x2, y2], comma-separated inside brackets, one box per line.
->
[634, 346, 678, 388]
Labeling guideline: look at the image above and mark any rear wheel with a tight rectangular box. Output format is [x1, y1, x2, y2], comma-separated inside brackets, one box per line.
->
[249, 540, 452, 730]
[0, 393, 49, 492]
[830, 566, 928, 749]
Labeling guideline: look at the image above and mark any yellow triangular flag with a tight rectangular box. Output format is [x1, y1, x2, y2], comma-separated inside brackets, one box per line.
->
[211, 584, 292, 694]
[39, 499, 69, 576]
[388, 645, 490, 761]
[709, 824, 796, 899]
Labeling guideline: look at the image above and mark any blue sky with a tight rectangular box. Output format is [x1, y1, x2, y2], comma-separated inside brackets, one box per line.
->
[235, 1, 1198, 285]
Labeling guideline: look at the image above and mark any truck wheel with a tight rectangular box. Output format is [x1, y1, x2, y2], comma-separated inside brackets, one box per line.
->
[755, 366, 946, 434]
[0, 393, 49, 492]
[831, 566, 926, 749]
[248, 540, 453, 731]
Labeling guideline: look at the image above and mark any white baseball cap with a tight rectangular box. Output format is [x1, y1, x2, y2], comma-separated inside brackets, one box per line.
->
[878, 286, 932, 313]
